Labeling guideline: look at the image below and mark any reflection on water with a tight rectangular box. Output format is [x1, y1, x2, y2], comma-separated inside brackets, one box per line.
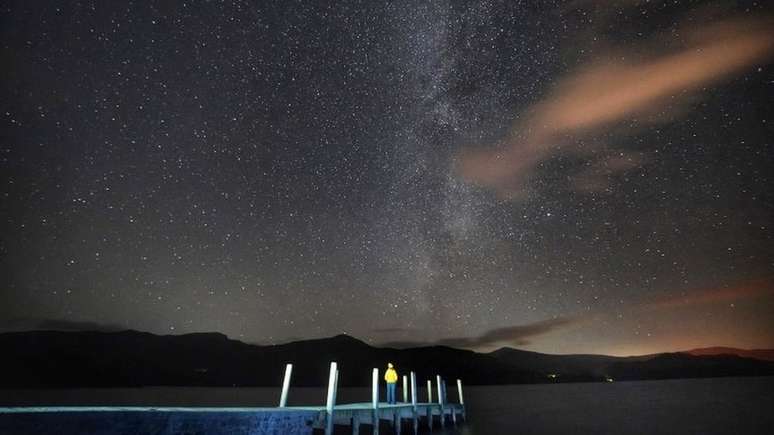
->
[2, 377, 772, 434]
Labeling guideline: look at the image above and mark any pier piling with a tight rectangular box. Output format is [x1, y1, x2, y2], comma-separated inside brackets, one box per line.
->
[426, 380, 433, 430]
[279, 364, 293, 407]
[325, 362, 338, 435]
[372, 368, 380, 435]
[457, 379, 466, 421]
[410, 372, 418, 435]
[436, 375, 445, 428]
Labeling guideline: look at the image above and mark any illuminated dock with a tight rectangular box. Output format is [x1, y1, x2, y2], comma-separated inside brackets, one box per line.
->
[274, 362, 467, 434]
[0, 362, 467, 435]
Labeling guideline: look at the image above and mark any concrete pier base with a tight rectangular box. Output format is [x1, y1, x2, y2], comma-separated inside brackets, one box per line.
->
[0, 407, 318, 435]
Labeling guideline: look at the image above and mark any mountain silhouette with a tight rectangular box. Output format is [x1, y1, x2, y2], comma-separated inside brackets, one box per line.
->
[683, 347, 774, 362]
[1, 330, 772, 387]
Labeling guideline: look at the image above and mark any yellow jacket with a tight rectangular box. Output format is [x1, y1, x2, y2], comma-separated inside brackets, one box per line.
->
[384, 367, 398, 383]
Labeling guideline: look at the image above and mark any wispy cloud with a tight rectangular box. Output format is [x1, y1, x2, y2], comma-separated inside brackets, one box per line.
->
[457, 14, 774, 198]
[377, 317, 579, 351]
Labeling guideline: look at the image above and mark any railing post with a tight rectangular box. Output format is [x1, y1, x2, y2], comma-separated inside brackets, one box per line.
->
[410, 371, 418, 435]
[410, 372, 417, 407]
[325, 362, 338, 435]
[372, 368, 380, 435]
[426, 379, 433, 430]
[436, 375, 444, 428]
[333, 369, 339, 407]
[402, 375, 408, 403]
[457, 378, 466, 421]
[278, 363, 293, 407]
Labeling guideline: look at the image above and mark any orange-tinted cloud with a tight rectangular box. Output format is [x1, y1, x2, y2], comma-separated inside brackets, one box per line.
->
[645, 278, 774, 310]
[457, 16, 774, 197]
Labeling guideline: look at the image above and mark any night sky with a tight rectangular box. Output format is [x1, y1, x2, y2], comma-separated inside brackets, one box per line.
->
[2, 0, 773, 356]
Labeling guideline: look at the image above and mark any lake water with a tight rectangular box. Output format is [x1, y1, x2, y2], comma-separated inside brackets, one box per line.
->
[2, 377, 772, 434]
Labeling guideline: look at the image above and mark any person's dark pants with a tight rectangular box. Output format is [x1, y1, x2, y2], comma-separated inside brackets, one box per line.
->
[387, 382, 396, 404]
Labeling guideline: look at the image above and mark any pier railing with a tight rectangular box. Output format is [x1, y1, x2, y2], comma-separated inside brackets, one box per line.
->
[278, 361, 467, 435]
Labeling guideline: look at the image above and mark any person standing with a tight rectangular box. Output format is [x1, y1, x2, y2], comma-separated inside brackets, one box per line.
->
[384, 362, 398, 404]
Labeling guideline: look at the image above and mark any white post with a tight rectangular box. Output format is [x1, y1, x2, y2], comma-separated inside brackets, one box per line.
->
[372, 368, 380, 435]
[278, 363, 293, 407]
[325, 362, 338, 435]
[436, 376, 443, 405]
[402, 375, 408, 403]
[436, 375, 445, 428]
[333, 369, 339, 407]
[426, 379, 433, 431]
[410, 371, 418, 435]
[457, 378, 466, 421]
[410, 372, 417, 406]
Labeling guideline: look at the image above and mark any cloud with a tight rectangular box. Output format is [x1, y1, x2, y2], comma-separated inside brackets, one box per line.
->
[0, 317, 126, 332]
[377, 317, 579, 350]
[644, 278, 774, 310]
[457, 14, 774, 198]
[438, 317, 579, 349]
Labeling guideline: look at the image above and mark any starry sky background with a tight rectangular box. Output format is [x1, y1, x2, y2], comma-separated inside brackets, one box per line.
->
[2, 0, 773, 356]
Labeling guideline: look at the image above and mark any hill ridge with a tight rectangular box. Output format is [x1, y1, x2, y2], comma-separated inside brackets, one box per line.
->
[2, 330, 773, 387]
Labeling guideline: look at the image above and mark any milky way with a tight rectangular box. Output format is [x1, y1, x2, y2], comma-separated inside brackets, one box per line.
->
[2, 0, 773, 355]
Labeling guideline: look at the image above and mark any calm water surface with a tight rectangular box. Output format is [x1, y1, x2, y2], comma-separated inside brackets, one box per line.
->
[2, 377, 772, 434]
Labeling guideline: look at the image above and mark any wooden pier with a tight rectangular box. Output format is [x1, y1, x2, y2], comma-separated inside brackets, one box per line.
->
[283, 362, 467, 435]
